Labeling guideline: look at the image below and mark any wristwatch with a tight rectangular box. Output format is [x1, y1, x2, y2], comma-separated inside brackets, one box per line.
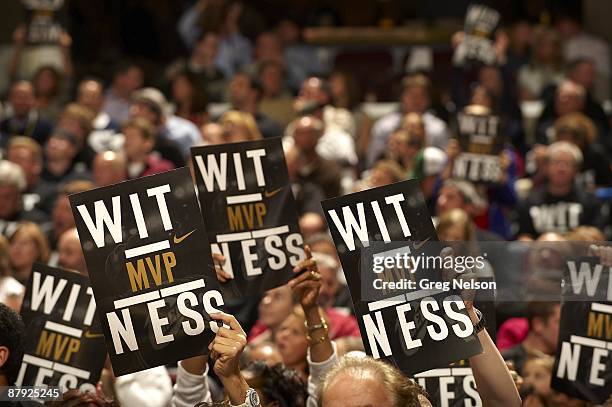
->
[232, 388, 260, 407]
[472, 308, 486, 333]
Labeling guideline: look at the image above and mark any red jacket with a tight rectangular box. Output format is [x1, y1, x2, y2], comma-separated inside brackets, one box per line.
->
[136, 155, 175, 178]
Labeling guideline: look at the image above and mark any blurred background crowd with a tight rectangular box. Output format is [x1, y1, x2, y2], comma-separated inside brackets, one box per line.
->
[0, 0, 611, 405]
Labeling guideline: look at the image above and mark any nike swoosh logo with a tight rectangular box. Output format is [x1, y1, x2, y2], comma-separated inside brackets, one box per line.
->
[84, 331, 104, 339]
[264, 187, 283, 198]
[173, 230, 196, 244]
[413, 237, 432, 251]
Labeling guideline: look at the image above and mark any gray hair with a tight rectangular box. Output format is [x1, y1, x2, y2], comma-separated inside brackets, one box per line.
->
[442, 179, 487, 210]
[0, 161, 26, 191]
[547, 141, 583, 166]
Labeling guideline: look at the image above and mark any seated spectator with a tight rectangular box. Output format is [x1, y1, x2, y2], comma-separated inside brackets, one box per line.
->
[241, 342, 283, 367]
[92, 151, 128, 187]
[409, 146, 447, 213]
[131, 87, 200, 164]
[520, 356, 554, 405]
[57, 227, 87, 275]
[31, 65, 72, 124]
[287, 116, 343, 198]
[357, 159, 406, 191]
[178, 0, 252, 78]
[48, 180, 95, 252]
[274, 305, 312, 380]
[56, 103, 97, 167]
[8, 221, 50, 285]
[41, 130, 91, 186]
[169, 68, 209, 127]
[201, 122, 224, 145]
[0, 161, 49, 239]
[384, 128, 423, 173]
[76, 78, 122, 153]
[166, 31, 226, 103]
[7, 137, 57, 214]
[552, 112, 612, 189]
[299, 212, 326, 241]
[218, 110, 262, 143]
[248, 282, 359, 345]
[502, 302, 560, 375]
[435, 179, 503, 241]
[0, 235, 24, 312]
[517, 141, 604, 239]
[102, 62, 144, 125]
[368, 73, 450, 167]
[228, 70, 283, 139]
[536, 79, 608, 145]
[0, 81, 52, 149]
[258, 60, 294, 127]
[0, 303, 26, 386]
[285, 146, 325, 216]
[296, 76, 356, 139]
[123, 118, 174, 179]
[313, 251, 351, 312]
[518, 28, 564, 101]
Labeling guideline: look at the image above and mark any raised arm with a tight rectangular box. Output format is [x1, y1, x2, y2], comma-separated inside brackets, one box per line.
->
[467, 306, 522, 407]
[288, 246, 338, 407]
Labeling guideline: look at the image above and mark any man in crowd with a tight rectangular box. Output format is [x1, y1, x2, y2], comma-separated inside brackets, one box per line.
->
[102, 62, 144, 125]
[0, 160, 49, 238]
[41, 130, 91, 186]
[92, 151, 128, 187]
[57, 227, 87, 275]
[0, 81, 52, 149]
[368, 73, 450, 166]
[288, 115, 343, 199]
[76, 78, 122, 153]
[6, 137, 57, 214]
[131, 87, 199, 164]
[502, 302, 561, 375]
[122, 118, 174, 179]
[229, 71, 283, 139]
[0, 303, 25, 386]
[517, 141, 603, 239]
[48, 180, 94, 252]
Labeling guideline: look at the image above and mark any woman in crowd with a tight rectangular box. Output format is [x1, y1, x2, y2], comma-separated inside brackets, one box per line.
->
[8, 221, 50, 285]
[170, 69, 209, 128]
[518, 28, 564, 101]
[0, 235, 24, 312]
[219, 110, 262, 143]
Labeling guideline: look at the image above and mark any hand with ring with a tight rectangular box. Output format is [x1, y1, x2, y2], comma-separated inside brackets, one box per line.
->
[287, 245, 321, 312]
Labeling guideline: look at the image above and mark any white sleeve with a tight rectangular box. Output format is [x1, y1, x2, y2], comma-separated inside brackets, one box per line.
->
[171, 361, 213, 407]
[114, 366, 173, 407]
[306, 342, 339, 407]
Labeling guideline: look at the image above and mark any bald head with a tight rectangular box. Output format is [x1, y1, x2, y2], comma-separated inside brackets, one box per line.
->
[93, 151, 127, 186]
[77, 79, 104, 113]
[291, 116, 323, 155]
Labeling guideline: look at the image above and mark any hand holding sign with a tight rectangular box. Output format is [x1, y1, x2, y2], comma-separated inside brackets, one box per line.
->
[287, 245, 321, 311]
[208, 312, 250, 405]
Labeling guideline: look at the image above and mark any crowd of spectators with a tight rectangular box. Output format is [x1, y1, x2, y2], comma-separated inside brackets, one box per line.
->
[0, 1, 611, 406]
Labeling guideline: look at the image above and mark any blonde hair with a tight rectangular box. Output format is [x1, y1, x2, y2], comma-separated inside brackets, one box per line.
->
[61, 103, 96, 135]
[219, 110, 262, 141]
[319, 356, 428, 407]
[10, 222, 50, 264]
[436, 208, 476, 242]
[546, 141, 583, 167]
[8, 136, 43, 165]
[553, 112, 597, 146]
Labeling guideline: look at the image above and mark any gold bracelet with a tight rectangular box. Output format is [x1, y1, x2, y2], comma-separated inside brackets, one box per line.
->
[307, 332, 329, 345]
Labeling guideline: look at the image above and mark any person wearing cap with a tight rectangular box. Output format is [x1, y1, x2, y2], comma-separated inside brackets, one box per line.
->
[130, 87, 201, 163]
[409, 146, 447, 212]
[0, 160, 49, 239]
